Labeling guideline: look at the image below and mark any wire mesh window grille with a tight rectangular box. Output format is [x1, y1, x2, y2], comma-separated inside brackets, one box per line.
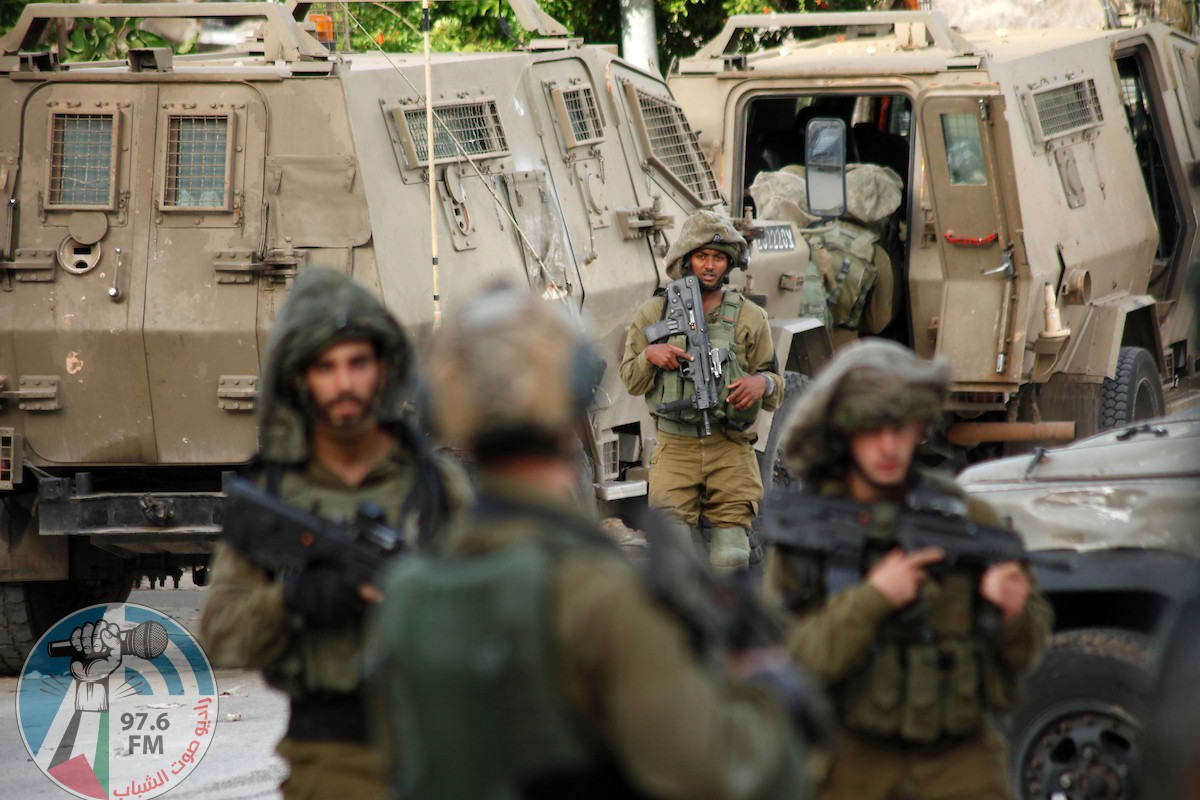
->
[1031, 79, 1103, 140]
[164, 116, 229, 208]
[402, 100, 508, 165]
[631, 86, 720, 203]
[49, 114, 115, 207]
[563, 87, 603, 145]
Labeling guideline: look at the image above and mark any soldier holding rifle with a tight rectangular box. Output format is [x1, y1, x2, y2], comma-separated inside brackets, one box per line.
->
[764, 339, 1053, 800]
[199, 269, 463, 800]
[620, 210, 784, 569]
[371, 286, 816, 799]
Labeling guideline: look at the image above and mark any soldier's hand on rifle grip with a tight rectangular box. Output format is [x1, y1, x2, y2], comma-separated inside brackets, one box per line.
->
[979, 561, 1030, 624]
[867, 547, 943, 609]
[283, 564, 367, 627]
[725, 375, 769, 410]
[644, 343, 692, 370]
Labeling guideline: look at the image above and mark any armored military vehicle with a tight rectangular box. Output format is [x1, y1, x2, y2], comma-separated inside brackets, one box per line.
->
[0, 0, 820, 672]
[669, 10, 1200, 459]
[958, 412, 1200, 799]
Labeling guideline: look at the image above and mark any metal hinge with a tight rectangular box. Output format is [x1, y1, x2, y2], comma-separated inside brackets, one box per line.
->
[213, 249, 300, 284]
[217, 375, 257, 412]
[615, 202, 675, 241]
[0, 375, 61, 411]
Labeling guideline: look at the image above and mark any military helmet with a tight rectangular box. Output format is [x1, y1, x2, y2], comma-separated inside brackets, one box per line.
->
[425, 286, 603, 457]
[781, 339, 950, 479]
[258, 268, 414, 463]
[664, 209, 749, 280]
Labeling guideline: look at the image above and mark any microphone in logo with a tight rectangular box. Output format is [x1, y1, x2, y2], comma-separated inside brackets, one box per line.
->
[47, 620, 170, 660]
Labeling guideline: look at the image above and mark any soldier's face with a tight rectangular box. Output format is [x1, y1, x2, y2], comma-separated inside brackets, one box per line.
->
[304, 339, 384, 429]
[847, 421, 924, 491]
[689, 248, 730, 291]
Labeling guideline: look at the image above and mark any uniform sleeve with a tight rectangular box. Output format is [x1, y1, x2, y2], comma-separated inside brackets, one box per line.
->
[555, 553, 810, 800]
[198, 543, 291, 669]
[782, 582, 895, 686]
[619, 298, 666, 398]
[965, 494, 1054, 673]
[738, 302, 784, 411]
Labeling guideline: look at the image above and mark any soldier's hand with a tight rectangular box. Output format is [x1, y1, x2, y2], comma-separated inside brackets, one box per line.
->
[867, 547, 943, 609]
[980, 561, 1030, 624]
[283, 564, 366, 627]
[644, 343, 692, 370]
[725, 375, 769, 410]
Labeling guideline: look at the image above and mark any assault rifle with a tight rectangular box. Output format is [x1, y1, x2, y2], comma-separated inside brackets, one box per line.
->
[221, 477, 407, 585]
[762, 488, 1071, 580]
[641, 509, 782, 657]
[640, 509, 836, 747]
[642, 275, 730, 436]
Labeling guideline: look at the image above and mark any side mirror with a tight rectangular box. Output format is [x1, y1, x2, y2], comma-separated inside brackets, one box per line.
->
[805, 118, 847, 219]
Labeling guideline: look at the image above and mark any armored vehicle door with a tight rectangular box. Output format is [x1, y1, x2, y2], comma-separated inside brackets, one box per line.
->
[9, 83, 161, 464]
[7, 81, 265, 466]
[918, 92, 1027, 385]
[528, 57, 666, 322]
[143, 84, 265, 463]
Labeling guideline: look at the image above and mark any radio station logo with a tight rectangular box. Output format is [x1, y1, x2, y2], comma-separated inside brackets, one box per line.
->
[16, 603, 218, 799]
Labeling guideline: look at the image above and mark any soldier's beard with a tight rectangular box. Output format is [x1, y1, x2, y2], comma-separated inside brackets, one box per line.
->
[311, 390, 382, 432]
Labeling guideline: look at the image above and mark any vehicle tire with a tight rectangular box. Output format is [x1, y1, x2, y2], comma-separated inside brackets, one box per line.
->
[757, 371, 811, 491]
[1005, 627, 1155, 800]
[1098, 346, 1164, 430]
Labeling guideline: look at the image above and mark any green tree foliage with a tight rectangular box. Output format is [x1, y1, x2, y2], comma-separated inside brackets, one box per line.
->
[1, 0, 873, 64]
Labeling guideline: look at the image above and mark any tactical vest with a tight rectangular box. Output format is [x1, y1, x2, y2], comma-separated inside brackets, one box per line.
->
[259, 462, 420, 700]
[376, 502, 649, 800]
[808, 220, 879, 330]
[650, 289, 761, 431]
[825, 479, 1023, 744]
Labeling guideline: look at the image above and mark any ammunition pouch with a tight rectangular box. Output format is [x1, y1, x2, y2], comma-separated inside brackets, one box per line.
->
[650, 290, 761, 431]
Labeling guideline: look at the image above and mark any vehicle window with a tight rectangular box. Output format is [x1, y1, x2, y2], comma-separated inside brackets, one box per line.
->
[393, 100, 509, 167]
[550, 84, 604, 149]
[941, 113, 986, 185]
[624, 81, 721, 205]
[49, 113, 116, 208]
[164, 115, 230, 209]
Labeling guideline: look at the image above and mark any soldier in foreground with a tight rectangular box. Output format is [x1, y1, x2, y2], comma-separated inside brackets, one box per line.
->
[371, 286, 813, 799]
[199, 269, 460, 800]
[767, 339, 1053, 800]
[620, 210, 784, 569]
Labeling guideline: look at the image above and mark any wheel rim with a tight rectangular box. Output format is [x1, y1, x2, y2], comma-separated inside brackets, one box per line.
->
[1133, 376, 1160, 421]
[1012, 700, 1139, 799]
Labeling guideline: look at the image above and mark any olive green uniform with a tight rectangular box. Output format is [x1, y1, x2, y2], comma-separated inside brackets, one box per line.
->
[198, 268, 463, 800]
[373, 476, 810, 800]
[620, 290, 783, 528]
[201, 449, 425, 800]
[770, 474, 1053, 800]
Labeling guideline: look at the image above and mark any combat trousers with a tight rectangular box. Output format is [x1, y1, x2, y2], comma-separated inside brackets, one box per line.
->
[277, 737, 385, 800]
[648, 429, 762, 528]
[819, 727, 1012, 800]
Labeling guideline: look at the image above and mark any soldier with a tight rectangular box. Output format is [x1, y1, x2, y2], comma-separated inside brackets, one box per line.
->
[199, 269, 462, 800]
[768, 339, 1053, 800]
[370, 286, 815, 799]
[620, 210, 784, 569]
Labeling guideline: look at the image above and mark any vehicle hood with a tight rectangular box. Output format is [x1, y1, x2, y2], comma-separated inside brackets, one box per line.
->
[957, 418, 1200, 556]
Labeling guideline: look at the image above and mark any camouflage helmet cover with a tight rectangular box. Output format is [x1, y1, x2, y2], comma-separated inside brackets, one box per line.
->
[781, 339, 950, 478]
[426, 287, 603, 450]
[258, 268, 414, 463]
[664, 209, 749, 280]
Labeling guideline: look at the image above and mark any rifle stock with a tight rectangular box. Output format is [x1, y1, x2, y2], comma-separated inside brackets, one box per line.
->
[221, 477, 407, 585]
